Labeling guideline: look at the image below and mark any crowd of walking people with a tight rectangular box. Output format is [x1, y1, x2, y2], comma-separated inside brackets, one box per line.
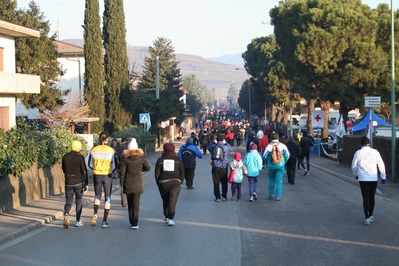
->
[60, 107, 386, 229]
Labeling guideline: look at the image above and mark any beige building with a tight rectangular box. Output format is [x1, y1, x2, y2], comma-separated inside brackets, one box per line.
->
[0, 20, 40, 131]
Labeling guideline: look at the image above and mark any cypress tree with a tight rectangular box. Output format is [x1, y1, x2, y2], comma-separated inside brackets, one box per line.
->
[83, 0, 105, 133]
[102, 0, 131, 133]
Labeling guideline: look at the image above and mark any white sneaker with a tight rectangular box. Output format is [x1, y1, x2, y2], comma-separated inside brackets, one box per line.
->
[250, 196, 254, 202]
[364, 218, 371, 226]
[167, 219, 175, 226]
[75, 221, 84, 227]
[164, 217, 169, 224]
[253, 192, 258, 200]
[131, 225, 139, 230]
[368, 216, 374, 223]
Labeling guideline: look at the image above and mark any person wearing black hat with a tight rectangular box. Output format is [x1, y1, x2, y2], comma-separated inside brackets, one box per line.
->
[155, 143, 185, 226]
[200, 130, 210, 154]
[351, 136, 386, 226]
[208, 134, 233, 201]
[190, 132, 199, 146]
[299, 131, 314, 176]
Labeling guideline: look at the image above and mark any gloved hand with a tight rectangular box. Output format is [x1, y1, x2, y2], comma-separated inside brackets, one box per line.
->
[382, 179, 386, 184]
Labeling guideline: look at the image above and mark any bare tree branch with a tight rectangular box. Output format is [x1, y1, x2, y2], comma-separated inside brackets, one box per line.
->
[38, 91, 91, 129]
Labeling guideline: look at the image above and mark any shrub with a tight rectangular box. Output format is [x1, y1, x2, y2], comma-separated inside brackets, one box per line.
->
[0, 121, 87, 177]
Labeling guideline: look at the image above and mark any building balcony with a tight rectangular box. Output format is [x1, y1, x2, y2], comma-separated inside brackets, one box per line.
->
[0, 72, 40, 94]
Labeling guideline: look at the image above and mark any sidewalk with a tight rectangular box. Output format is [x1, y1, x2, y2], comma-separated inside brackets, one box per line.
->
[0, 135, 398, 245]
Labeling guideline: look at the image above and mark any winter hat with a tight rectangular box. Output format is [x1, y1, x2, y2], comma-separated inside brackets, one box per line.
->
[186, 137, 194, 144]
[128, 138, 138, 150]
[71, 140, 82, 151]
[162, 143, 176, 158]
[361, 136, 371, 146]
[217, 134, 225, 141]
[234, 152, 242, 161]
[250, 143, 258, 150]
[257, 130, 264, 139]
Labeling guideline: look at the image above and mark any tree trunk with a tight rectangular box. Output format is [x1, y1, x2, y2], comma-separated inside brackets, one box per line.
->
[322, 101, 330, 138]
[307, 99, 315, 135]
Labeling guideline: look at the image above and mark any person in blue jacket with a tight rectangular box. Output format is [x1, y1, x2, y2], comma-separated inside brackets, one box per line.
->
[243, 143, 263, 202]
[177, 137, 203, 189]
[263, 132, 290, 201]
[208, 134, 233, 201]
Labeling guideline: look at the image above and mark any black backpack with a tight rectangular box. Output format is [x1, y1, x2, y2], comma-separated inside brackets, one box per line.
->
[182, 149, 195, 165]
[211, 144, 225, 160]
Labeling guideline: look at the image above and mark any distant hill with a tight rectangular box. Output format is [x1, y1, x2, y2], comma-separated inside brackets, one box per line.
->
[63, 39, 248, 96]
[208, 53, 245, 67]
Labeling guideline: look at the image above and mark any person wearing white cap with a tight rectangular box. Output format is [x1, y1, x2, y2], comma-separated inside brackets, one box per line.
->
[119, 138, 150, 229]
[61, 140, 88, 228]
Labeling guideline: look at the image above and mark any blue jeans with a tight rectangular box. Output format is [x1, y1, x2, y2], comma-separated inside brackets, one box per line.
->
[268, 168, 285, 198]
[248, 175, 258, 196]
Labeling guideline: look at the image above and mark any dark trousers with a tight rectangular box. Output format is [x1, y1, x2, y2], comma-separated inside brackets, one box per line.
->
[158, 181, 182, 220]
[359, 181, 378, 219]
[202, 144, 208, 154]
[286, 159, 297, 183]
[300, 152, 310, 171]
[126, 193, 141, 226]
[64, 183, 84, 221]
[212, 167, 228, 199]
[121, 187, 127, 207]
[184, 168, 195, 188]
[231, 182, 242, 200]
[93, 175, 112, 200]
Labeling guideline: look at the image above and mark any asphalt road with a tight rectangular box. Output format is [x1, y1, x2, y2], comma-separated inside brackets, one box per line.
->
[0, 144, 399, 266]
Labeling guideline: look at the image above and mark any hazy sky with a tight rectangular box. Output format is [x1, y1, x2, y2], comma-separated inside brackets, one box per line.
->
[16, 0, 391, 59]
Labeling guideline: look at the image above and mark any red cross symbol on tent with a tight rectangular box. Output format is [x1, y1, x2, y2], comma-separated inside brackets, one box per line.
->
[314, 115, 322, 121]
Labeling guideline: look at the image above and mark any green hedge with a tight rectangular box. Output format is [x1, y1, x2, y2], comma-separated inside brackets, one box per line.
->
[0, 122, 152, 177]
[0, 121, 87, 177]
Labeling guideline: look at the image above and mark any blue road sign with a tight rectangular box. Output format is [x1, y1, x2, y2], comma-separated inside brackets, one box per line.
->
[139, 113, 150, 124]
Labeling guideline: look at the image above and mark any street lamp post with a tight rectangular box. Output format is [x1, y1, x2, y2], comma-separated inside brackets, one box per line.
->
[390, 0, 396, 182]
[289, 85, 293, 137]
[247, 78, 252, 118]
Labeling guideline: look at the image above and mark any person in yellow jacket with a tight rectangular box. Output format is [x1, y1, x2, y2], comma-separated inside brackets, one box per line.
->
[88, 131, 116, 228]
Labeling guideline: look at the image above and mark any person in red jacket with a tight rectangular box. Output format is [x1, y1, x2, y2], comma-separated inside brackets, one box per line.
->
[258, 130, 269, 168]
[225, 130, 234, 147]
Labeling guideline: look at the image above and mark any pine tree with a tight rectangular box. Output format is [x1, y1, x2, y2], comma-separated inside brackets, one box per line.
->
[103, 0, 131, 133]
[0, 1, 64, 111]
[83, 0, 105, 133]
[140, 37, 185, 133]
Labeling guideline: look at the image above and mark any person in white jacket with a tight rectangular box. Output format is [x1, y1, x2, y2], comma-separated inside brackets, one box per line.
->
[351, 136, 386, 226]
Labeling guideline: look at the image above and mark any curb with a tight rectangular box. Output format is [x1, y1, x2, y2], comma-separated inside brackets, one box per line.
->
[310, 162, 383, 196]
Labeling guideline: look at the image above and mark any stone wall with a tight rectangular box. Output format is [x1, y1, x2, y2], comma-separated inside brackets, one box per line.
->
[338, 135, 399, 178]
[0, 162, 64, 213]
